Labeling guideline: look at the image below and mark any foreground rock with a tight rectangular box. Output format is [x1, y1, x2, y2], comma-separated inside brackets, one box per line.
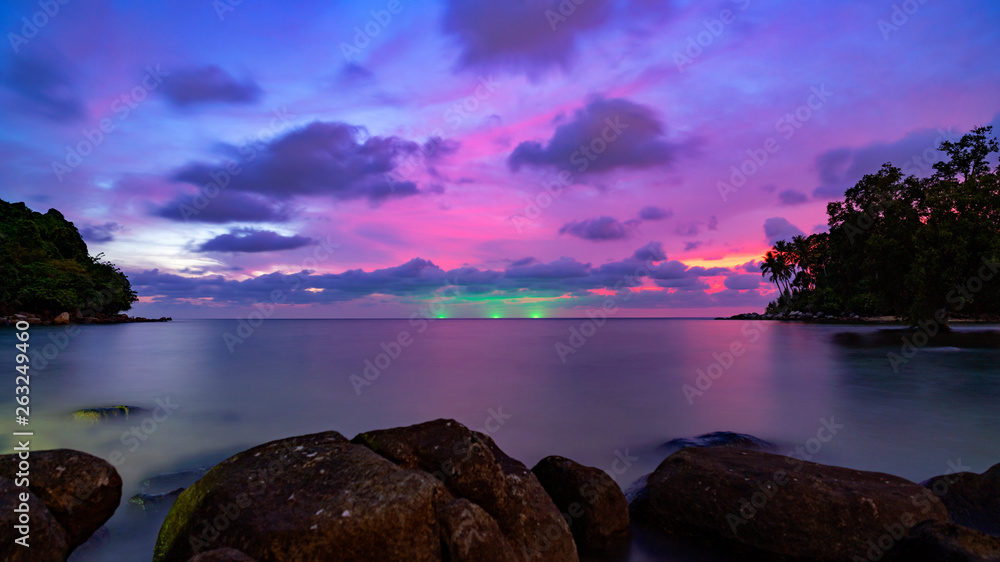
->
[155, 420, 577, 562]
[630, 447, 950, 561]
[354, 419, 576, 561]
[895, 521, 1000, 561]
[0, 449, 122, 560]
[922, 463, 1000, 536]
[531, 456, 630, 556]
[187, 548, 258, 561]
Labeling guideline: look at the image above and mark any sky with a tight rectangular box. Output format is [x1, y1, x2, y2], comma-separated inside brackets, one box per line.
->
[1, 0, 998, 318]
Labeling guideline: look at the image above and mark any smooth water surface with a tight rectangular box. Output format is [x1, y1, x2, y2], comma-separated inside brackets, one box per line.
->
[1, 319, 998, 561]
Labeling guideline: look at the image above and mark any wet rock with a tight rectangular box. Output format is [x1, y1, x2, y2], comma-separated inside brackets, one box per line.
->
[0, 476, 70, 561]
[130, 488, 185, 512]
[922, 463, 1000, 536]
[153, 431, 452, 562]
[531, 455, 631, 555]
[0, 448, 121, 550]
[630, 447, 949, 561]
[72, 405, 146, 422]
[354, 419, 577, 562]
[660, 431, 776, 455]
[54, 312, 70, 325]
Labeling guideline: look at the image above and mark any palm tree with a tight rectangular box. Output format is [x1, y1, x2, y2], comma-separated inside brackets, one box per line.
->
[760, 250, 792, 296]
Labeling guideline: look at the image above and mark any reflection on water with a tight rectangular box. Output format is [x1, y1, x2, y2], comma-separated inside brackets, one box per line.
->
[1, 319, 997, 561]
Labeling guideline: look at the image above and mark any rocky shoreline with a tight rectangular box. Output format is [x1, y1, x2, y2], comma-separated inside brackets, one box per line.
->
[3, 420, 998, 561]
[0, 311, 171, 327]
[719, 310, 1000, 323]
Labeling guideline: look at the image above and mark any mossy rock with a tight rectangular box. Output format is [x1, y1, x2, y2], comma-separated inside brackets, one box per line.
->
[73, 405, 146, 422]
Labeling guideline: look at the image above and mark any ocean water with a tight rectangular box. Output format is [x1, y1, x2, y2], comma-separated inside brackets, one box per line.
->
[2, 318, 998, 561]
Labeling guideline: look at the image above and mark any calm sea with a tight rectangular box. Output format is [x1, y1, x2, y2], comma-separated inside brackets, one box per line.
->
[2, 319, 998, 561]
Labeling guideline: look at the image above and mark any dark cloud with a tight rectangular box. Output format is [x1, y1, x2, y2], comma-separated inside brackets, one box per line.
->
[196, 228, 314, 253]
[508, 97, 676, 176]
[161, 65, 261, 107]
[684, 241, 702, 251]
[442, 0, 614, 75]
[171, 122, 442, 203]
[763, 217, 804, 245]
[0, 53, 84, 121]
[504, 256, 591, 279]
[737, 260, 763, 273]
[153, 192, 291, 223]
[724, 274, 762, 290]
[559, 216, 631, 241]
[674, 223, 699, 236]
[80, 222, 122, 243]
[811, 127, 961, 199]
[638, 205, 672, 220]
[778, 189, 809, 205]
[707, 215, 718, 230]
[130, 243, 757, 309]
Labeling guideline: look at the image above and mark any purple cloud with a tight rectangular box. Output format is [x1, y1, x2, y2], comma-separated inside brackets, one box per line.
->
[196, 229, 315, 253]
[724, 274, 762, 290]
[80, 222, 122, 243]
[161, 65, 262, 107]
[0, 53, 84, 121]
[153, 192, 291, 223]
[639, 205, 672, 220]
[508, 98, 677, 176]
[442, 0, 614, 75]
[171, 122, 446, 203]
[559, 216, 631, 241]
[763, 217, 805, 245]
[778, 189, 809, 205]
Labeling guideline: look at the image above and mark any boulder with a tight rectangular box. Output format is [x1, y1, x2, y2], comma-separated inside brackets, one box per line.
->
[73, 405, 146, 422]
[187, 548, 258, 561]
[0, 448, 121, 551]
[895, 521, 1000, 561]
[130, 488, 185, 512]
[630, 447, 950, 561]
[661, 431, 776, 455]
[0, 476, 70, 561]
[54, 312, 70, 325]
[155, 431, 458, 562]
[436, 498, 518, 561]
[354, 419, 577, 561]
[922, 463, 1000, 536]
[531, 455, 631, 555]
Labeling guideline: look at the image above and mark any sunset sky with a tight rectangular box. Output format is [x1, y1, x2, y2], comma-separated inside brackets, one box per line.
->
[2, 0, 999, 318]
